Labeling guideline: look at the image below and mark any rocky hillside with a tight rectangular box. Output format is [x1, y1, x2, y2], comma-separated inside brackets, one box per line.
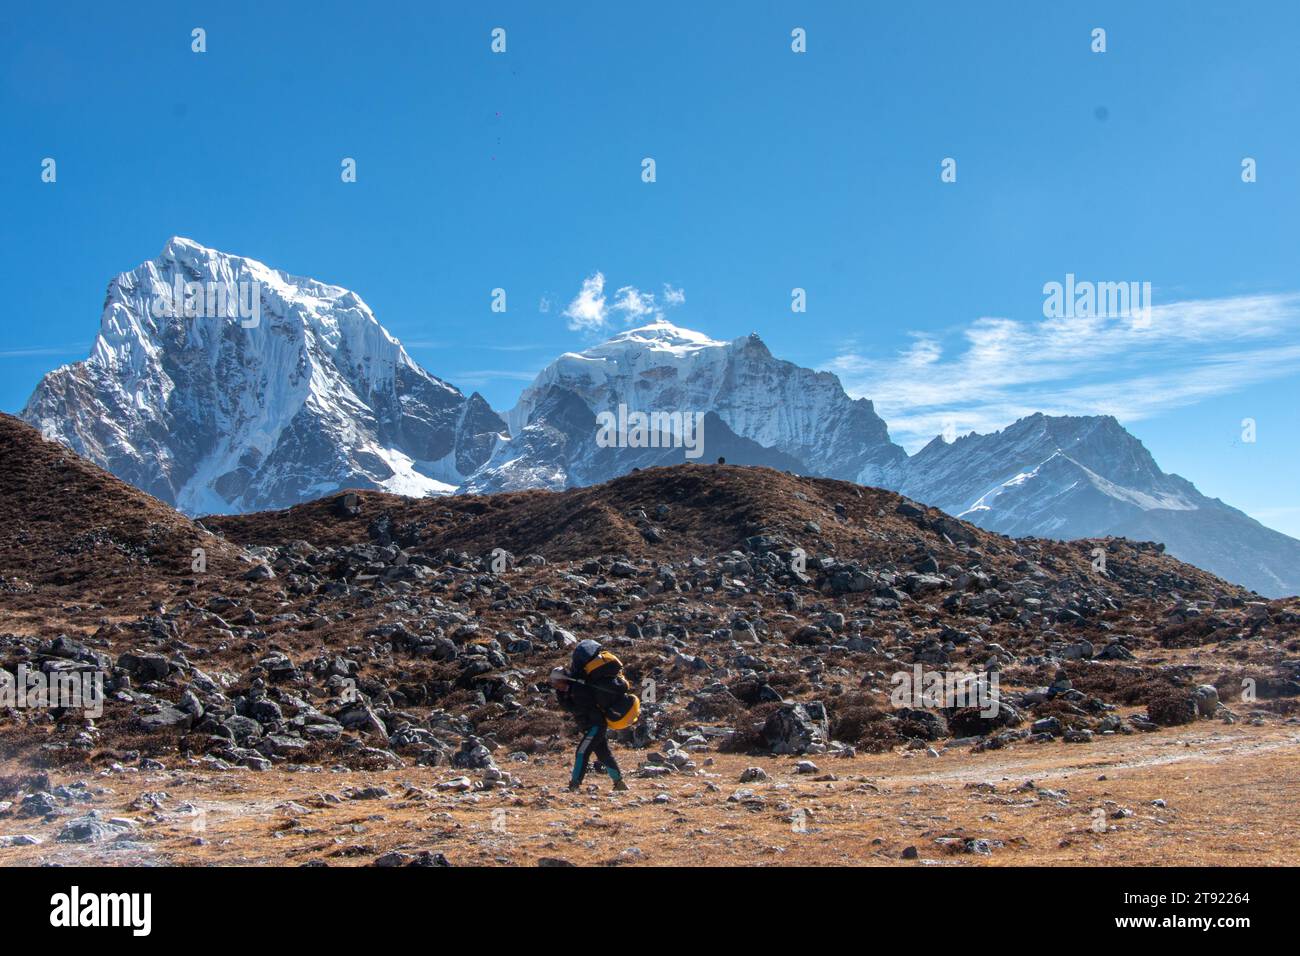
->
[2, 413, 1296, 782]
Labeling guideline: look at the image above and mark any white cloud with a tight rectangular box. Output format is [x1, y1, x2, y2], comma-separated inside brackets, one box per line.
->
[563, 272, 609, 332]
[828, 292, 1300, 451]
[561, 272, 685, 332]
[611, 285, 656, 321]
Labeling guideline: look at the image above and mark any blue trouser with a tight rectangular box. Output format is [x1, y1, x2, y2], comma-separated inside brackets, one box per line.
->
[571, 723, 622, 785]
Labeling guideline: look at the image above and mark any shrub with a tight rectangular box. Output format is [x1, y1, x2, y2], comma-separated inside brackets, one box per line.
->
[1145, 687, 1197, 726]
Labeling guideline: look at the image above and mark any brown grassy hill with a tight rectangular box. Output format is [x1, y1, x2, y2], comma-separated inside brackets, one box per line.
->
[3, 415, 1298, 871]
[2, 415, 1296, 789]
[205, 463, 1244, 604]
[0, 412, 246, 598]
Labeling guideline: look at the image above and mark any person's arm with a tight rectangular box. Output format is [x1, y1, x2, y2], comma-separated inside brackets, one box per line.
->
[567, 683, 605, 727]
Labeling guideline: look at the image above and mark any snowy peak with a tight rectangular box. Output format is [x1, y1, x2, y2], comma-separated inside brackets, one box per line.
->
[1008, 413, 1167, 484]
[19, 245, 1297, 597]
[23, 239, 506, 514]
[900, 413, 1198, 519]
[889, 412, 1299, 596]
[483, 321, 906, 492]
[587, 319, 726, 356]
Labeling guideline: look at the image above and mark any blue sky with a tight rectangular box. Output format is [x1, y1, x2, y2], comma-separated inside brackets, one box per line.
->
[1, 1, 1297, 534]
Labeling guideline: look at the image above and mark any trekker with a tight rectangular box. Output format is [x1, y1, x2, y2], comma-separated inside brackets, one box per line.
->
[550, 639, 640, 792]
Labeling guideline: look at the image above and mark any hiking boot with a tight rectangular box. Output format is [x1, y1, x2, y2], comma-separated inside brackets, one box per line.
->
[567, 781, 581, 793]
[612, 779, 629, 792]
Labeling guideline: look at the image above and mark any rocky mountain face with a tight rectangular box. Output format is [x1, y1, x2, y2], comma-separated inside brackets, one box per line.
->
[22, 238, 507, 514]
[465, 320, 905, 493]
[18, 242, 1297, 597]
[884, 414, 1300, 598]
[465, 323, 1297, 596]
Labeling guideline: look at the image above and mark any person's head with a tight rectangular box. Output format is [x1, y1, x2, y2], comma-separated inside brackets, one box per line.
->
[549, 667, 570, 690]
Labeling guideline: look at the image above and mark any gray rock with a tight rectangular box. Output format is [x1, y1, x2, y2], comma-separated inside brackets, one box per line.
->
[762, 703, 829, 755]
[118, 652, 170, 681]
[250, 699, 284, 724]
[450, 737, 498, 771]
[18, 792, 58, 817]
[138, 704, 193, 732]
[56, 813, 131, 844]
[334, 702, 389, 741]
[1192, 684, 1220, 717]
[0, 834, 42, 847]
[1032, 716, 1064, 737]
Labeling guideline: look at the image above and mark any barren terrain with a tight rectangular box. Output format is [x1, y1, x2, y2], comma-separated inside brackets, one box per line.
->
[2, 412, 1297, 867]
[3, 719, 1297, 866]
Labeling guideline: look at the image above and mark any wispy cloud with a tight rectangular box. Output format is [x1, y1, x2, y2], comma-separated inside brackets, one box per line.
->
[0, 343, 90, 359]
[399, 338, 543, 353]
[453, 368, 542, 388]
[562, 272, 685, 332]
[827, 292, 1300, 451]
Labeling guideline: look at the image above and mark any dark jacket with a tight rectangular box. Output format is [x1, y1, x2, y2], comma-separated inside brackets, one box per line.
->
[556, 678, 605, 728]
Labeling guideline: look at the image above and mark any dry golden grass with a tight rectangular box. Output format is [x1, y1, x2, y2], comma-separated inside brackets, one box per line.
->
[3, 719, 1296, 867]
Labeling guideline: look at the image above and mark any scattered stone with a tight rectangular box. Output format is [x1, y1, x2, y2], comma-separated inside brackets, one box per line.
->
[762, 703, 829, 755]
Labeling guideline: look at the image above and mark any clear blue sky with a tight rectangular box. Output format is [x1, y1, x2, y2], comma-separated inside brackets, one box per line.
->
[2, 1, 1297, 534]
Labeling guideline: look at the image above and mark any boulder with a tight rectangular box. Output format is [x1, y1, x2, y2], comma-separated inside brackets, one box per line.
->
[761, 702, 828, 755]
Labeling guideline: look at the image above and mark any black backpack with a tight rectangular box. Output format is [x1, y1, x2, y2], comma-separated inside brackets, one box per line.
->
[571, 640, 639, 727]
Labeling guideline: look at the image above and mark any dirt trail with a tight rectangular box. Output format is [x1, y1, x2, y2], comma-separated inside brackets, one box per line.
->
[3, 720, 1297, 867]
[885, 726, 1300, 787]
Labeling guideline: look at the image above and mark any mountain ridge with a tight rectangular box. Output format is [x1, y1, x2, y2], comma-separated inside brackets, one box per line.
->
[472, 316, 905, 494]
[881, 411, 1300, 596]
[18, 239, 1298, 597]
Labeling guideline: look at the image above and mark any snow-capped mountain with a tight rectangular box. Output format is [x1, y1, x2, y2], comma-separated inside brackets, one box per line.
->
[886, 414, 1300, 597]
[22, 238, 507, 514]
[464, 320, 904, 493]
[20, 245, 1296, 597]
[467, 322, 1298, 596]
